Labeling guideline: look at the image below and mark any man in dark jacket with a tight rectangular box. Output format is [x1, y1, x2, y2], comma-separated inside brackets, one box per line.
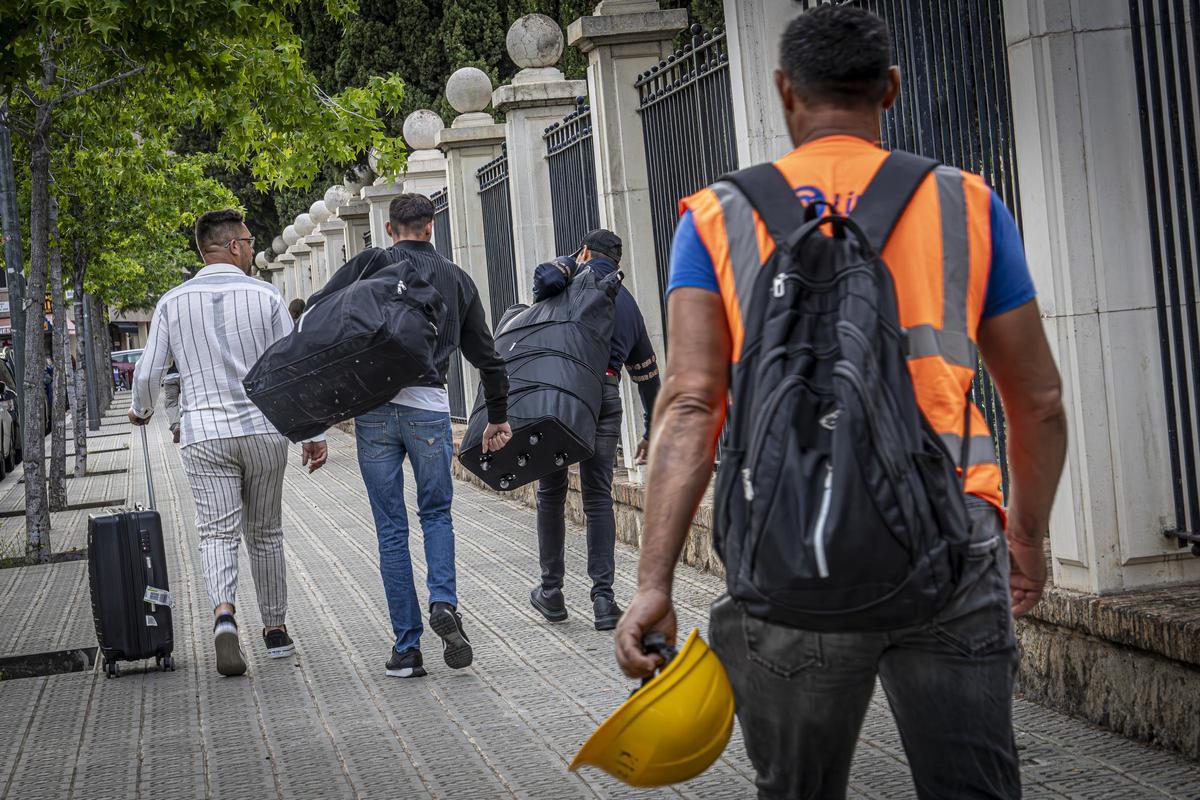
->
[309, 193, 511, 679]
[529, 228, 661, 631]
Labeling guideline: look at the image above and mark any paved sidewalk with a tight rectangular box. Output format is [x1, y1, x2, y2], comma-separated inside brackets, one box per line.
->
[0, 407, 1198, 799]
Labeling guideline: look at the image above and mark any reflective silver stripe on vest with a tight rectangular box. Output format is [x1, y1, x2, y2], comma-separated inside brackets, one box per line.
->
[905, 324, 977, 368]
[939, 432, 999, 467]
[935, 166, 970, 341]
[712, 181, 763, 326]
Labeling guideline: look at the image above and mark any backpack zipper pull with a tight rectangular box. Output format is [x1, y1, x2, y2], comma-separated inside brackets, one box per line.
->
[772, 273, 786, 298]
[741, 467, 755, 501]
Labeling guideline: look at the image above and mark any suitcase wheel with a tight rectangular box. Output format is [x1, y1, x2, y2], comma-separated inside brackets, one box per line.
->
[159, 655, 175, 672]
[105, 661, 120, 679]
[554, 452, 567, 467]
[499, 474, 515, 491]
[516, 453, 530, 467]
[529, 432, 541, 445]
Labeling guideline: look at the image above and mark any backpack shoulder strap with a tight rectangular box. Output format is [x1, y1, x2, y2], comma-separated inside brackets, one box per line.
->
[719, 163, 803, 245]
[850, 151, 940, 252]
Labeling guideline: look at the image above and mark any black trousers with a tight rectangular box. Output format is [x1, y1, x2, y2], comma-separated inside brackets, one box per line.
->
[535, 383, 622, 600]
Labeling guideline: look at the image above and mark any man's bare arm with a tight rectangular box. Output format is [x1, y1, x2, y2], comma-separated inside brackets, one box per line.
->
[976, 299, 1067, 616]
[615, 288, 731, 677]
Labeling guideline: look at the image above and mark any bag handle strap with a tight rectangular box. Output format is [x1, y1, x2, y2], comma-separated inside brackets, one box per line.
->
[850, 151, 939, 253]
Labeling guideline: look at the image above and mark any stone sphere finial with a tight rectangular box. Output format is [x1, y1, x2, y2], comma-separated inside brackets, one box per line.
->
[403, 110, 445, 151]
[255, 251, 268, 269]
[272, 235, 288, 254]
[282, 225, 299, 247]
[294, 213, 315, 238]
[323, 185, 347, 210]
[309, 199, 331, 225]
[447, 67, 493, 114]
[507, 14, 564, 69]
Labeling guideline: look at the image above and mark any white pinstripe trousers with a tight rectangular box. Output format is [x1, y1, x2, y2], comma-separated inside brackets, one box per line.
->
[180, 433, 290, 627]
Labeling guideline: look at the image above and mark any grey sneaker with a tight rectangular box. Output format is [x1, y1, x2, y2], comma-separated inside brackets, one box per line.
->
[214, 613, 247, 677]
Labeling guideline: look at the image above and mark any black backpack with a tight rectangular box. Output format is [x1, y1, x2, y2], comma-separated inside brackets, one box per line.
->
[712, 151, 974, 632]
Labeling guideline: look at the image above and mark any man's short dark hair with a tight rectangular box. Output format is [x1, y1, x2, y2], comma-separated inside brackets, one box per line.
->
[780, 5, 892, 108]
[194, 208, 245, 251]
[389, 194, 435, 233]
[288, 298, 306, 319]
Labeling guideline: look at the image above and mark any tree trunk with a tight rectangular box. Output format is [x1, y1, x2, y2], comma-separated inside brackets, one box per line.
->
[71, 238, 88, 478]
[100, 308, 113, 406]
[88, 295, 110, 411]
[48, 196, 68, 509]
[22, 82, 53, 561]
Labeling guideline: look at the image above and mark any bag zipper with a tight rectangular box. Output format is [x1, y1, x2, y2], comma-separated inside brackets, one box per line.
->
[813, 462, 834, 578]
[743, 375, 804, 500]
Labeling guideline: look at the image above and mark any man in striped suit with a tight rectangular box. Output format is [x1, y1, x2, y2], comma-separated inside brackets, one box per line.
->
[129, 208, 328, 677]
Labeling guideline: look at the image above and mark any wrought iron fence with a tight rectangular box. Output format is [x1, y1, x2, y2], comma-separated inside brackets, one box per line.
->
[801, 0, 1020, 497]
[544, 97, 600, 255]
[636, 23, 739, 324]
[477, 145, 519, 328]
[1130, 0, 1200, 552]
[430, 187, 468, 422]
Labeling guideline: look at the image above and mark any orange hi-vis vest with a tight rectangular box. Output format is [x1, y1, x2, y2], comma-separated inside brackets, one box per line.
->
[681, 136, 1004, 512]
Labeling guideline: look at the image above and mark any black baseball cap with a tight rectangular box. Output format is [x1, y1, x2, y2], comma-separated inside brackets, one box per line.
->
[578, 228, 622, 263]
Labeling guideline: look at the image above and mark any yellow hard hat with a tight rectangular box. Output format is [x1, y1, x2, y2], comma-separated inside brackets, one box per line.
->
[570, 628, 735, 787]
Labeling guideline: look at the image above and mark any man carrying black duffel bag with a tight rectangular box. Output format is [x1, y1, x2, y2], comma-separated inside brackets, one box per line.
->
[309, 193, 511, 679]
[528, 229, 661, 632]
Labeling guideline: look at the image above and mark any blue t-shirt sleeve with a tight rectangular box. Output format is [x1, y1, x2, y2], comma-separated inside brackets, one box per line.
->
[666, 210, 719, 295]
[983, 191, 1036, 319]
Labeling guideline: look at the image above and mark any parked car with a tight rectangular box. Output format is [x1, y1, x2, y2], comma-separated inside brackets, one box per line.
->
[111, 348, 143, 390]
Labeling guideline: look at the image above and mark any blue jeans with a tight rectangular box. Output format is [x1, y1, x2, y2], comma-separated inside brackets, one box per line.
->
[710, 497, 1020, 799]
[355, 404, 457, 653]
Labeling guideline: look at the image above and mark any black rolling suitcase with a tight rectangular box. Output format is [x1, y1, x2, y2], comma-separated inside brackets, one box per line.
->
[459, 268, 621, 491]
[88, 426, 174, 677]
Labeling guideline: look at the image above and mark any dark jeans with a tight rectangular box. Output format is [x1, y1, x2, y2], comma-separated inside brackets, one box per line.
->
[536, 383, 622, 600]
[710, 497, 1020, 800]
[355, 404, 457, 653]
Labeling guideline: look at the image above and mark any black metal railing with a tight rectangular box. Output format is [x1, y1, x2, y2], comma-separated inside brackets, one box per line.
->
[477, 145, 519, 329]
[429, 186, 467, 422]
[802, 0, 1020, 497]
[544, 97, 600, 255]
[636, 23, 739, 324]
[1130, 0, 1200, 552]
[431, 187, 452, 259]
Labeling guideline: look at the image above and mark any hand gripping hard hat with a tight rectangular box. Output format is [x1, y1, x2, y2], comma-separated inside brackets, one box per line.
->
[570, 629, 735, 787]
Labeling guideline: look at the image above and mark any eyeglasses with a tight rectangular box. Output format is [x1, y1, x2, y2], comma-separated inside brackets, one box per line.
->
[227, 236, 255, 249]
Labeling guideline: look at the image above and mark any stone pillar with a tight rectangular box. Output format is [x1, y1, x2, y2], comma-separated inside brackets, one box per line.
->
[1003, 0, 1200, 592]
[362, 181, 403, 252]
[401, 110, 449, 199]
[723, 0, 804, 165]
[303, 233, 325, 299]
[439, 68, 509, 408]
[339, 199, 371, 259]
[286, 241, 311, 302]
[570, 1, 687, 480]
[275, 252, 296, 302]
[493, 14, 588, 298]
[319, 220, 347, 282]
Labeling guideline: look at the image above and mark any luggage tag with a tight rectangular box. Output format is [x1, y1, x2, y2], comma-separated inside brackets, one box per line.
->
[144, 586, 175, 609]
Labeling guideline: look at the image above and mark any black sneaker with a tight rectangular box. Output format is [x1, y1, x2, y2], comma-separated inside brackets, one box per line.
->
[386, 647, 427, 678]
[593, 595, 622, 631]
[429, 602, 473, 669]
[213, 613, 247, 677]
[530, 586, 568, 623]
[263, 627, 295, 659]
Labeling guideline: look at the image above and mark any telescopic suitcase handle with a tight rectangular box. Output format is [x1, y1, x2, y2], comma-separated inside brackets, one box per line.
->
[140, 425, 156, 511]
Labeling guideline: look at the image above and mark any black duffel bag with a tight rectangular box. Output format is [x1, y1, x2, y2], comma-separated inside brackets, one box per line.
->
[459, 267, 620, 491]
[244, 257, 446, 442]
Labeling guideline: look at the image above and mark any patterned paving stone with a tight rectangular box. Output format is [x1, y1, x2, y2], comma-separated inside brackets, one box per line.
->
[0, 410, 1197, 799]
